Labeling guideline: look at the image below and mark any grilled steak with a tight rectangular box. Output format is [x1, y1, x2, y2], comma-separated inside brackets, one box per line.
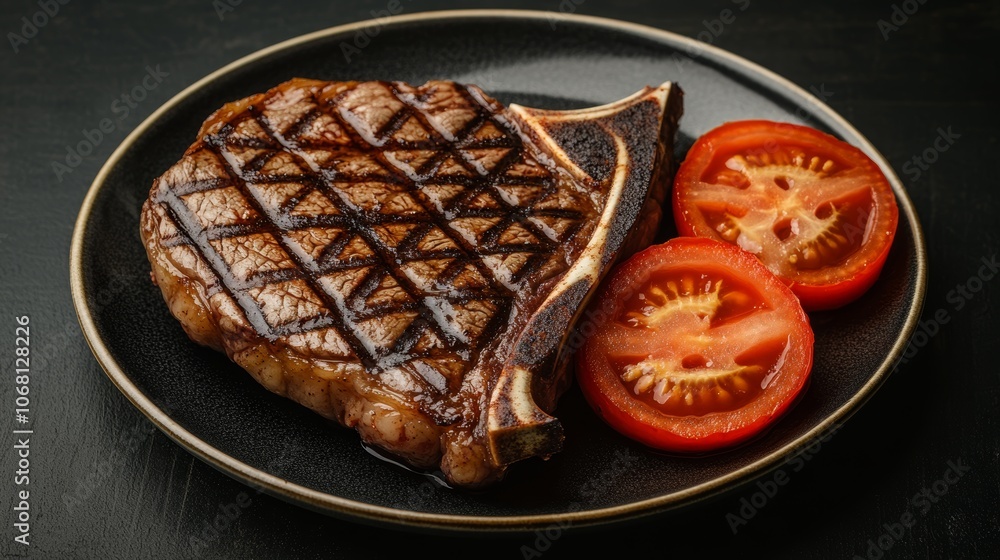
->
[140, 78, 683, 487]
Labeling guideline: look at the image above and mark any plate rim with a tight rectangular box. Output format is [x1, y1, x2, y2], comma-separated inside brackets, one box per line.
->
[70, 8, 927, 532]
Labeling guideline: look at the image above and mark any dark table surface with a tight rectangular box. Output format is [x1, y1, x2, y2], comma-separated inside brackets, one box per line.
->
[2, 0, 997, 558]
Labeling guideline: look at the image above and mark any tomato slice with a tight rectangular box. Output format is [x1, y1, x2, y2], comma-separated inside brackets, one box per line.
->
[576, 238, 814, 453]
[672, 120, 899, 310]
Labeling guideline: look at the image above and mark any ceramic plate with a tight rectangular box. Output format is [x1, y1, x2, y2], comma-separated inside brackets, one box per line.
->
[71, 10, 926, 532]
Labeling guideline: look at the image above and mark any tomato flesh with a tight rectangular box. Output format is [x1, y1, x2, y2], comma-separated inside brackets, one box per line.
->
[577, 238, 814, 453]
[672, 120, 899, 310]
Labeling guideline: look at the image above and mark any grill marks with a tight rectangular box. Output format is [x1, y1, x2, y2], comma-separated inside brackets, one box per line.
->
[152, 80, 596, 393]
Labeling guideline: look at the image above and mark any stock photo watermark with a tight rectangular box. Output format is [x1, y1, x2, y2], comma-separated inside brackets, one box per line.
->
[7, 272, 142, 546]
[51, 64, 170, 183]
[901, 126, 960, 182]
[725, 423, 841, 533]
[894, 253, 997, 370]
[852, 458, 969, 560]
[877, 0, 930, 41]
[7, 0, 71, 54]
[339, 0, 416, 63]
[187, 491, 254, 557]
[31, 270, 140, 373]
[11, 316, 33, 547]
[547, 0, 585, 30]
[212, 0, 243, 21]
[59, 400, 176, 516]
[186, 438, 300, 557]
[670, 0, 751, 73]
[520, 448, 641, 558]
[390, 448, 641, 558]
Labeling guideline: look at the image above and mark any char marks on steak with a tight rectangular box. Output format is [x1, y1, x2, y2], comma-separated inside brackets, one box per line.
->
[140, 78, 683, 487]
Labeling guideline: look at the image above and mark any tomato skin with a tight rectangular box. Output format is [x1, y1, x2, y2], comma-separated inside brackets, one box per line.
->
[788, 237, 893, 311]
[576, 237, 814, 453]
[579, 371, 803, 452]
[672, 120, 898, 311]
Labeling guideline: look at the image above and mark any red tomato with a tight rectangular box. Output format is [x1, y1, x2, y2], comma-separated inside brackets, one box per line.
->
[576, 238, 814, 453]
[672, 120, 899, 310]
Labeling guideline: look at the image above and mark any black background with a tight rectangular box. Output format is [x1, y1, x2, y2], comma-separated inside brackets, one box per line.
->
[1, 1, 997, 558]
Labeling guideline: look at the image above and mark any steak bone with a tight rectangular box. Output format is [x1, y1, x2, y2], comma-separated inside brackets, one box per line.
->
[488, 83, 683, 465]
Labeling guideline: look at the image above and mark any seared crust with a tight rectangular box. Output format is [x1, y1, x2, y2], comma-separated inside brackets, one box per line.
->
[140, 78, 681, 486]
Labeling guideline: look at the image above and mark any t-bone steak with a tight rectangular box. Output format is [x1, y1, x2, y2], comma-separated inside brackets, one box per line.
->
[139, 78, 683, 487]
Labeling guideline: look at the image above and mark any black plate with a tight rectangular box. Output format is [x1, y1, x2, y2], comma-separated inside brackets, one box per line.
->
[71, 10, 926, 532]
